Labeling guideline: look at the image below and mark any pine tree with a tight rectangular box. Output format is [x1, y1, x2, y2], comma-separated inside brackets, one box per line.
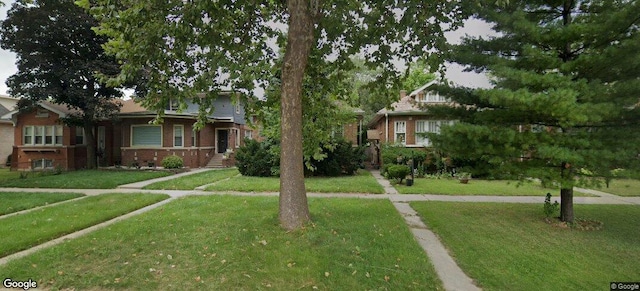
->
[430, 0, 640, 222]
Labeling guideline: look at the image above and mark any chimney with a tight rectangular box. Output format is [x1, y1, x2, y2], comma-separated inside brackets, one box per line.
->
[400, 90, 407, 99]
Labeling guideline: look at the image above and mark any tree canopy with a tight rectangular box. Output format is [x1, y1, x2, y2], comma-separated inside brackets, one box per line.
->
[83, 0, 466, 229]
[429, 0, 640, 222]
[0, 0, 123, 169]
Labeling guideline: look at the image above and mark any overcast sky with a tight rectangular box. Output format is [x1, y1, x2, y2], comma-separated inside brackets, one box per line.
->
[0, 2, 493, 96]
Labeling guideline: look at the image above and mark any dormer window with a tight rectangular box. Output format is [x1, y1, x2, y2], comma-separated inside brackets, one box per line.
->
[166, 99, 180, 111]
[417, 91, 447, 103]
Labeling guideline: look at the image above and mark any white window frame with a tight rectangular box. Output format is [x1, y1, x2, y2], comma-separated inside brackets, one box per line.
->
[244, 130, 253, 140]
[167, 99, 180, 111]
[235, 128, 241, 148]
[173, 124, 184, 147]
[394, 121, 406, 145]
[23, 125, 63, 146]
[191, 129, 197, 147]
[32, 158, 53, 170]
[415, 120, 454, 146]
[131, 125, 163, 147]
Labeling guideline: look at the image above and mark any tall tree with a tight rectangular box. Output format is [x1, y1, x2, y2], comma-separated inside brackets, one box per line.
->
[430, 0, 640, 222]
[0, 0, 123, 169]
[84, 0, 465, 230]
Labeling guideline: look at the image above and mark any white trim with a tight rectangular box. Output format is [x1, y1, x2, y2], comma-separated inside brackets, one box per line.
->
[23, 125, 63, 146]
[394, 121, 406, 145]
[173, 124, 184, 147]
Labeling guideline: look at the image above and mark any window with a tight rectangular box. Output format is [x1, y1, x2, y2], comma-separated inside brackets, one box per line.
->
[415, 120, 454, 146]
[191, 129, 197, 147]
[36, 108, 49, 118]
[166, 99, 180, 111]
[236, 128, 241, 148]
[235, 102, 241, 114]
[23, 125, 63, 146]
[35, 126, 44, 144]
[418, 91, 447, 103]
[394, 121, 406, 145]
[132, 125, 162, 147]
[45, 126, 54, 144]
[32, 159, 53, 169]
[75, 127, 85, 145]
[23, 126, 33, 145]
[244, 130, 253, 140]
[174, 125, 184, 147]
[55, 126, 63, 145]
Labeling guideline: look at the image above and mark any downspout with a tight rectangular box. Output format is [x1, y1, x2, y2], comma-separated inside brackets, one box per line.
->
[385, 113, 389, 143]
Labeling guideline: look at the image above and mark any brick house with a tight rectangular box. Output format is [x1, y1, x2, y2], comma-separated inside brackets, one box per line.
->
[367, 80, 454, 147]
[6, 92, 256, 170]
[0, 94, 19, 167]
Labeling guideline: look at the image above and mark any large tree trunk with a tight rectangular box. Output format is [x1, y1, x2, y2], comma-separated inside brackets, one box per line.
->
[559, 187, 574, 223]
[278, 0, 318, 230]
[84, 122, 97, 170]
[559, 162, 574, 223]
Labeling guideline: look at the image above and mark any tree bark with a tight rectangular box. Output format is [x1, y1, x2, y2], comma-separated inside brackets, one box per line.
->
[559, 187, 574, 223]
[84, 121, 97, 169]
[559, 162, 574, 223]
[278, 0, 318, 230]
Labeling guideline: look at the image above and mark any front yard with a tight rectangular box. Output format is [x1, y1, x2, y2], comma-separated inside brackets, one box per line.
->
[0, 193, 169, 257]
[411, 202, 640, 290]
[205, 170, 385, 194]
[0, 169, 171, 189]
[0, 192, 84, 215]
[0, 196, 441, 290]
[393, 178, 594, 196]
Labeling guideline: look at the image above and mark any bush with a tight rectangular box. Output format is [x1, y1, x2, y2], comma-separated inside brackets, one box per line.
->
[162, 155, 184, 169]
[308, 139, 365, 177]
[235, 139, 279, 177]
[386, 164, 411, 183]
[5, 154, 11, 167]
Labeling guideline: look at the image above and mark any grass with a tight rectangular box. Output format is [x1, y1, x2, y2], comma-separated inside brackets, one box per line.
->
[206, 170, 385, 193]
[0, 168, 21, 182]
[143, 169, 240, 190]
[0, 192, 85, 216]
[0, 196, 442, 290]
[394, 178, 592, 196]
[0, 170, 171, 189]
[0, 193, 169, 257]
[594, 179, 640, 196]
[410, 202, 640, 290]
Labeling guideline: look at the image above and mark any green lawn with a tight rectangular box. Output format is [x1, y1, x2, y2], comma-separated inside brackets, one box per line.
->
[0, 168, 21, 182]
[595, 179, 640, 196]
[395, 178, 592, 196]
[206, 170, 385, 194]
[0, 192, 85, 216]
[0, 196, 442, 290]
[411, 202, 640, 290]
[0, 193, 169, 257]
[0, 170, 171, 189]
[143, 169, 240, 190]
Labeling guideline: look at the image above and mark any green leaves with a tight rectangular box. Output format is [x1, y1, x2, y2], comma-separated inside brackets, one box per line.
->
[433, 0, 640, 187]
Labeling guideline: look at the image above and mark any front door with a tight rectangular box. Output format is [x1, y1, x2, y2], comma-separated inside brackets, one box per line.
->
[217, 129, 228, 153]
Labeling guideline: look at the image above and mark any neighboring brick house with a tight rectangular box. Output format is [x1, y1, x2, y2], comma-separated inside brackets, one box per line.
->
[367, 80, 454, 148]
[6, 92, 256, 170]
[0, 95, 19, 167]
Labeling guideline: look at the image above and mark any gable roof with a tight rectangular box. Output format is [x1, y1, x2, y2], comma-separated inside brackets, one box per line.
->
[368, 81, 440, 128]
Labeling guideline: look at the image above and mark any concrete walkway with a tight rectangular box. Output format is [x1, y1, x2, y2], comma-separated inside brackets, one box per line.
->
[370, 170, 481, 290]
[1, 169, 639, 290]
